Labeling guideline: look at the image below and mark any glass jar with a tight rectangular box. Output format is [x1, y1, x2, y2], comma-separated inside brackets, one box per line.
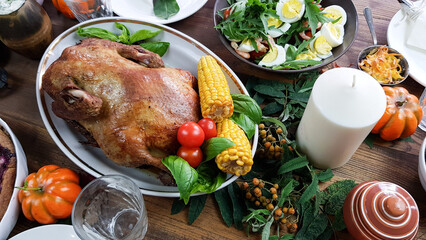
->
[0, 0, 53, 59]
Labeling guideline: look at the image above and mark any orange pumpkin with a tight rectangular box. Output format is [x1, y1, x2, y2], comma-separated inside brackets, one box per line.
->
[17, 165, 81, 224]
[52, 0, 75, 19]
[372, 86, 423, 141]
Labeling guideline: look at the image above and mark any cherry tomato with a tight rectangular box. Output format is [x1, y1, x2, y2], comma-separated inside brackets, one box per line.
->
[250, 50, 267, 61]
[177, 146, 203, 168]
[177, 122, 205, 147]
[198, 118, 217, 140]
[224, 8, 232, 20]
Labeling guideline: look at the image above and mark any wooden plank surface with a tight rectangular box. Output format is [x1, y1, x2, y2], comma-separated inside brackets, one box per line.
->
[2, 0, 426, 239]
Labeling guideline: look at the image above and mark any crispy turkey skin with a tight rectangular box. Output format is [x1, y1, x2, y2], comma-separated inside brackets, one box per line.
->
[42, 38, 201, 172]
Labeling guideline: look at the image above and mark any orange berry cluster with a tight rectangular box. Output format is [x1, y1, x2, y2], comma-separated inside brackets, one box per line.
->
[256, 123, 292, 160]
[241, 178, 299, 233]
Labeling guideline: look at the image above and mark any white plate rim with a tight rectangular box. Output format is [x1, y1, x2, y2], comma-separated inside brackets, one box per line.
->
[111, 0, 208, 24]
[9, 224, 77, 240]
[387, 5, 426, 86]
[36, 17, 258, 198]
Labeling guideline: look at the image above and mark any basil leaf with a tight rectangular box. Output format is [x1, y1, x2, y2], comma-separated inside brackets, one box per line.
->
[278, 156, 309, 174]
[202, 137, 235, 162]
[188, 195, 208, 225]
[139, 42, 170, 56]
[278, 180, 294, 207]
[129, 29, 162, 44]
[153, 0, 180, 20]
[115, 22, 130, 44]
[228, 182, 245, 230]
[253, 85, 285, 98]
[261, 217, 274, 240]
[262, 102, 284, 116]
[0, 68, 8, 89]
[171, 199, 186, 215]
[214, 187, 234, 227]
[230, 113, 255, 139]
[316, 169, 334, 183]
[76, 27, 118, 42]
[298, 174, 319, 205]
[162, 156, 198, 204]
[191, 162, 226, 194]
[231, 93, 262, 124]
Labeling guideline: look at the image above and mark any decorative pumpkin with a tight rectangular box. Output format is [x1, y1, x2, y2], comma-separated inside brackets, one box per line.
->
[52, 0, 75, 19]
[372, 86, 423, 141]
[17, 165, 82, 224]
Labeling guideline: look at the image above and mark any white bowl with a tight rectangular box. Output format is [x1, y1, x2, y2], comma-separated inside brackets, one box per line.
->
[419, 137, 426, 192]
[0, 119, 28, 240]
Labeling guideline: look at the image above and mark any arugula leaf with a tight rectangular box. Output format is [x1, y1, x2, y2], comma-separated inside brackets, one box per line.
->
[162, 156, 198, 204]
[273, 59, 322, 70]
[139, 42, 170, 56]
[115, 22, 131, 44]
[278, 156, 309, 174]
[171, 199, 186, 215]
[232, 93, 262, 124]
[201, 137, 235, 162]
[76, 27, 118, 41]
[153, 0, 180, 20]
[214, 188, 234, 227]
[188, 195, 208, 225]
[231, 113, 256, 139]
[129, 29, 162, 44]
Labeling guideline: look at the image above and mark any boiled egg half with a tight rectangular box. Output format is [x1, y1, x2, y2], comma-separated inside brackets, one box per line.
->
[322, 5, 347, 25]
[258, 45, 286, 67]
[266, 17, 291, 38]
[276, 0, 305, 23]
[320, 22, 344, 47]
[310, 32, 333, 59]
[237, 38, 255, 52]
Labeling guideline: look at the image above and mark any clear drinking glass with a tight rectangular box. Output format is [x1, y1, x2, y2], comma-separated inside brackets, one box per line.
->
[64, 0, 113, 22]
[419, 88, 426, 131]
[72, 175, 148, 240]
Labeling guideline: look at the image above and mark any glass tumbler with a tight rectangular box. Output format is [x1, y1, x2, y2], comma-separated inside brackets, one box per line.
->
[419, 88, 426, 131]
[64, 0, 113, 22]
[0, 0, 53, 59]
[72, 175, 148, 240]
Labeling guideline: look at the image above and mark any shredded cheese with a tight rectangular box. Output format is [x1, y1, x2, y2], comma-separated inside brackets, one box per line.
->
[359, 46, 404, 84]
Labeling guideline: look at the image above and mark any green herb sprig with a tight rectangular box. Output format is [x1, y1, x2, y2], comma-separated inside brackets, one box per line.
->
[76, 23, 170, 56]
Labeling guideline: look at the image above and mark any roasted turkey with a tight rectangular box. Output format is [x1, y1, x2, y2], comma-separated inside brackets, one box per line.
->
[42, 38, 201, 172]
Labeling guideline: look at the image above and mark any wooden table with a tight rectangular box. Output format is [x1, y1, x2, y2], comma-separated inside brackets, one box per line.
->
[3, 0, 426, 239]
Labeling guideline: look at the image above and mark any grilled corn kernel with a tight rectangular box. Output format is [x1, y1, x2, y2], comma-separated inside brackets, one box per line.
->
[215, 119, 253, 176]
[197, 56, 234, 122]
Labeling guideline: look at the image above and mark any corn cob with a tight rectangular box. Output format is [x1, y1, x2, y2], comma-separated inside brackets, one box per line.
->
[197, 56, 234, 122]
[215, 118, 253, 176]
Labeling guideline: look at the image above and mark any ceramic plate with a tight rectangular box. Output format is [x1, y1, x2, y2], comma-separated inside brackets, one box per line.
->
[0, 118, 28, 239]
[111, 0, 208, 24]
[387, 4, 426, 86]
[9, 225, 78, 240]
[36, 17, 258, 197]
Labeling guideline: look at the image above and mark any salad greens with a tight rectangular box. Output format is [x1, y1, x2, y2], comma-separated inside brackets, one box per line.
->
[153, 0, 180, 20]
[162, 93, 262, 205]
[76, 22, 170, 56]
[215, 0, 338, 69]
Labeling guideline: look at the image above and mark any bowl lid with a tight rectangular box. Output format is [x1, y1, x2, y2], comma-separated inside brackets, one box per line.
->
[343, 181, 419, 240]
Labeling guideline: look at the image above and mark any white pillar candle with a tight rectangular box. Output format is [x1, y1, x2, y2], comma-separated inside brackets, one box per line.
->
[296, 68, 387, 169]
